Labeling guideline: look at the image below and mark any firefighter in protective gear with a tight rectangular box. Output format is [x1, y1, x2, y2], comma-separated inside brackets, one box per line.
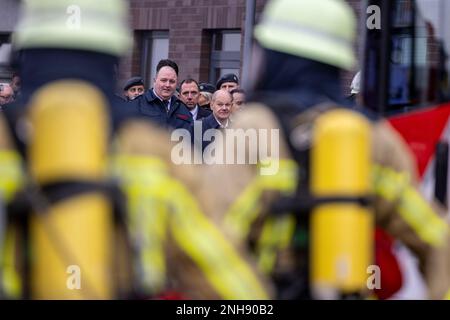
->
[196, 0, 450, 299]
[0, 0, 271, 299]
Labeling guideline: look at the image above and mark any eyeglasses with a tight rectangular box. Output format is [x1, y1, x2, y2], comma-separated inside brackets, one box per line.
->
[0, 95, 12, 100]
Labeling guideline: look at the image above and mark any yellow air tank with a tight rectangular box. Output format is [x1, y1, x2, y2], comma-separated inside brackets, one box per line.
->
[27, 81, 113, 299]
[310, 108, 373, 299]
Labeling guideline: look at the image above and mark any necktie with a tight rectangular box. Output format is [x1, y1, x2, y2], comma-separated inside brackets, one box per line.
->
[163, 99, 170, 112]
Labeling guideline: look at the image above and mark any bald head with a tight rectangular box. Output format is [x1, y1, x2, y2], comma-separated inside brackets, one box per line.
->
[211, 89, 232, 104]
[211, 89, 232, 124]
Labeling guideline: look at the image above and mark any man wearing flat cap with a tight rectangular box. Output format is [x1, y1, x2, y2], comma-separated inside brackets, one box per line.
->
[123, 76, 145, 101]
[216, 73, 239, 92]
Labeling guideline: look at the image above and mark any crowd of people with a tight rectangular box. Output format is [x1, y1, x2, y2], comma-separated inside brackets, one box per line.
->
[118, 63, 247, 145]
[0, 73, 20, 110]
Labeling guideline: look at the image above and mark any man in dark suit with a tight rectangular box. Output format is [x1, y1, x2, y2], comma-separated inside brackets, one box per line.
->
[130, 59, 193, 131]
[197, 89, 233, 150]
[179, 78, 211, 121]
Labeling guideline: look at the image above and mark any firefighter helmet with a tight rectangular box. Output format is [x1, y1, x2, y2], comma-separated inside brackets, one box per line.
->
[254, 0, 356, 70]
[13, 0, 131, 56]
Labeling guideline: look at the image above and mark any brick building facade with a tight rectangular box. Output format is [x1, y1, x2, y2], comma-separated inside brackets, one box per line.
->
[120, 0, 364, 92]
[119, 0, 267, 89]
[0, 0, 363, 92]
[0, 0, 20, 82]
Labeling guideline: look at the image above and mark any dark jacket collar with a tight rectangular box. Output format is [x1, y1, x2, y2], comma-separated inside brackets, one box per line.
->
[145, 88, 168, 103]
[197, 106, 212, 119]
[203, 114, 221, 129]
[144, 89, 186, 115]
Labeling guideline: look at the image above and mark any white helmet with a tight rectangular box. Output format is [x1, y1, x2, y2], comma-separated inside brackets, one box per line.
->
[254, 0, 357, 70]
[13, 0, 132, 56]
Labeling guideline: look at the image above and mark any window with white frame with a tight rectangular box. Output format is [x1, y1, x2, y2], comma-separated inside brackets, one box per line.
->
[209, 30, 242, 84]
[0, 34, 12, 83]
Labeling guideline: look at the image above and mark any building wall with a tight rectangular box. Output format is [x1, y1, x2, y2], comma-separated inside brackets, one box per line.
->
[120, 0, 264, 87]
[0, 0, 20, 32]
[0, 0, 21, 81]
[122, 0, 363, 94]
[0, 0, 364, 93]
